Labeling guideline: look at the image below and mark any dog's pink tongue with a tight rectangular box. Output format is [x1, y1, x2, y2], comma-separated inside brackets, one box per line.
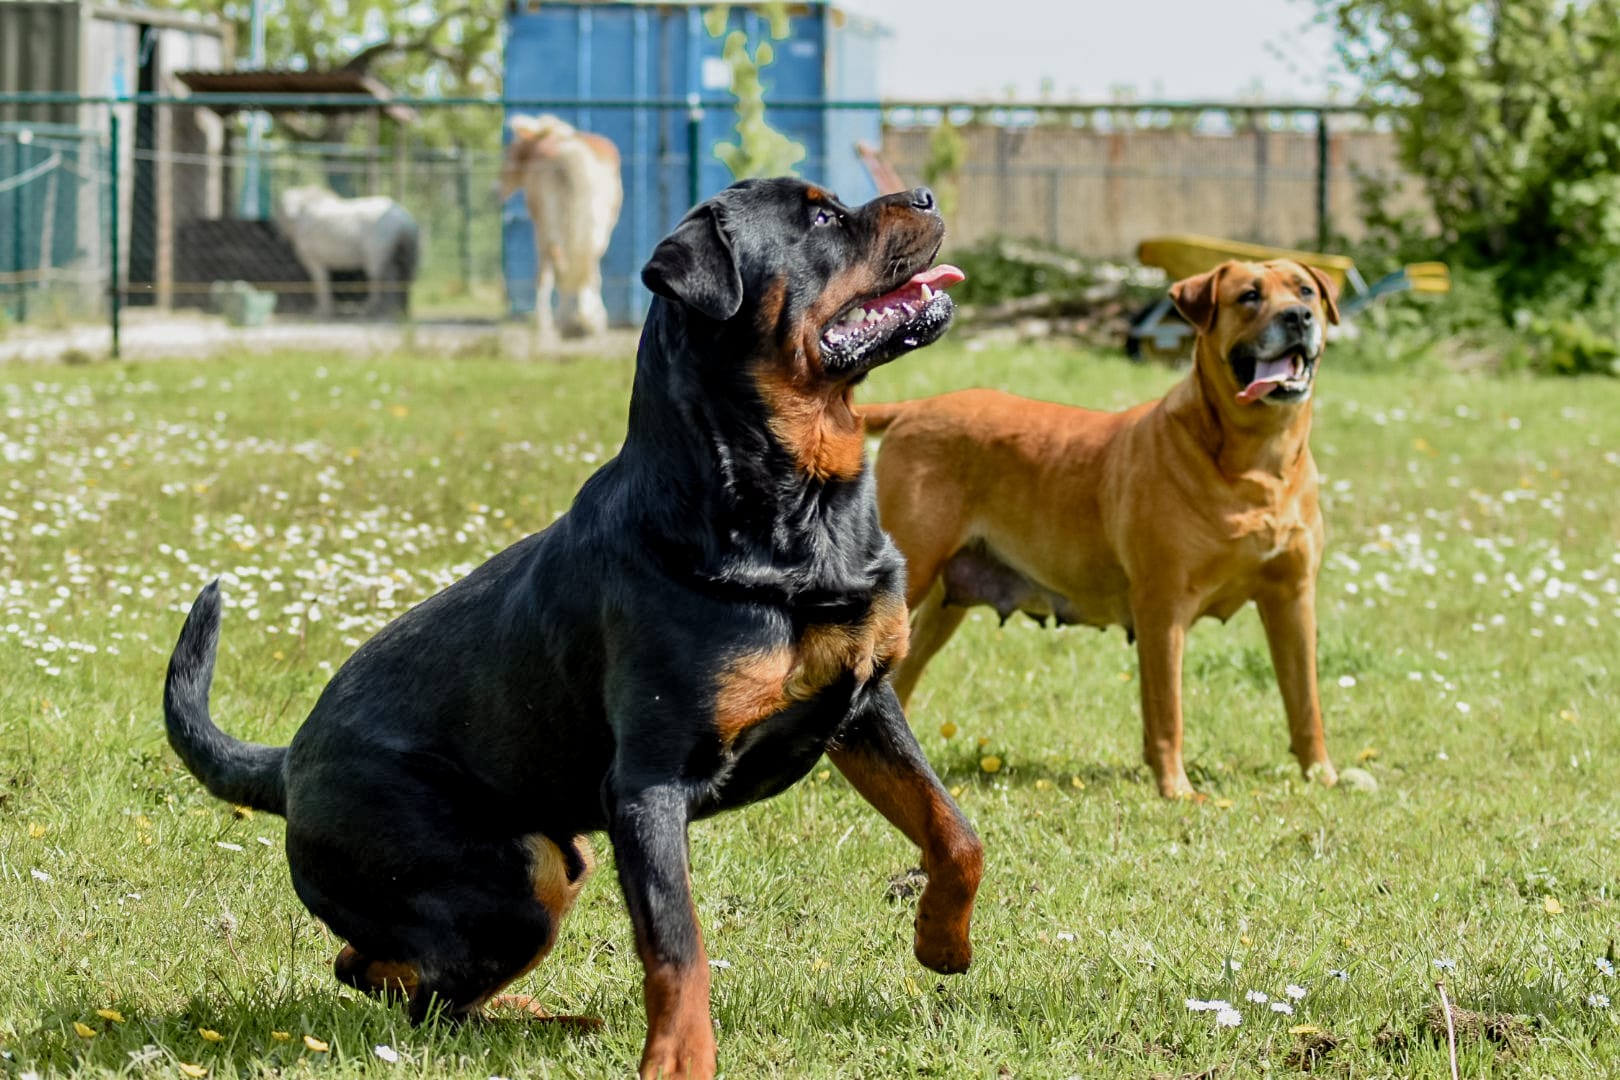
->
[1236, 357, 1294, 404]
[910, 264, 965, 290]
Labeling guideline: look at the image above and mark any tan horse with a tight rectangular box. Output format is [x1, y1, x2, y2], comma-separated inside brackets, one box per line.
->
[500, 115, 624, 338]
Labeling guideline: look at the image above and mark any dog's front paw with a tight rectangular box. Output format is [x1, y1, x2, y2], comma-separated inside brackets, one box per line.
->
[913, 891, 974, 974]
[1305, 760, 1339, 788]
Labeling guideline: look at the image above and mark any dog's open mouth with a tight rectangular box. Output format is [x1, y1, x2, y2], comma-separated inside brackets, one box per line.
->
[1235, 345, 1317, 405]
[820, 264, 965, 373]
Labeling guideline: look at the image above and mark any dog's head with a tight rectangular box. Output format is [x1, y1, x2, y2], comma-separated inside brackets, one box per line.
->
[640, 178, 963, 480]
[1170, 259, 1340, 408]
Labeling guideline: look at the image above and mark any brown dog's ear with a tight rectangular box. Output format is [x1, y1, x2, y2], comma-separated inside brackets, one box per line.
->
[641, 204, 743, 322]
[1303, 263, 1341, 326]
[1169, 265, 1224, 332]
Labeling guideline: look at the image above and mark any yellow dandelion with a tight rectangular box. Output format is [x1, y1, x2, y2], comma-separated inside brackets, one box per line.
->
[96, 1009, 125, 1023]
[303, 1035, 329, 1053]
[199, 1029, 223, 1042]
[810, 957, 830, 972]
[232, 806, 253, 820]
[178, 1064, 209, 1079]
[815, 769, 830, 783]
[1545, 896, 1564, 915]
[28, 823, 47, 839]
[1214, 798, 1234, 809]
[1356, 747, 1379, 763]
[389, 404, 410, 419]
[979, 755, 1003, 774]
[939, 721, 958, 740]
[270, 1031, 291, 1042]
[949, 785, 965, 798]
[1070, 775, 1085, 789]
[1034, 778, 1052, 791]
[73, 1021, 97, 1038]
[1289, 1024, 1322, 1036]
[1239, 935, 1252, 946]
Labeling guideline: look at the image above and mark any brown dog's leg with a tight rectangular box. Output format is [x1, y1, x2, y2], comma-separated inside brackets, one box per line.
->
[609, 782, 716, 1080]
[1134, 600, 1195, 798]
[828, 683, 982, 974]
[891, 578, 968, 708]
[1256, 584, 1337, 786]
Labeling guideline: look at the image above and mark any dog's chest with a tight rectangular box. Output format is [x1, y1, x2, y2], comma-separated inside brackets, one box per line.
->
[711, 594, 909, 743]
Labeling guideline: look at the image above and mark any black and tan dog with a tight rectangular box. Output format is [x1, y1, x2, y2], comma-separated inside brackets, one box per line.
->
[163, 179, 979, 1080]
[862, 260, 1341, 799]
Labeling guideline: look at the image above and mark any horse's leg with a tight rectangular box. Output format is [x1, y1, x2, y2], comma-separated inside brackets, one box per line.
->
[535, 241, 557, 342]
[309, 263, 334, 320]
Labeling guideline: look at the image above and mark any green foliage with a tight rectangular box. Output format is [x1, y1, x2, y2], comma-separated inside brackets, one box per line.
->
[1326, 0, 1620, 332]
[920, 117, 967, 222]
[1511, 314, 1620, 376]
[146, 0, 502, 147]
[707, 4, 806, 181]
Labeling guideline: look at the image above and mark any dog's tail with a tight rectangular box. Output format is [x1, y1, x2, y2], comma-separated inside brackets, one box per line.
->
[859, 400, 912, 435]
[164, 581, 288, 815]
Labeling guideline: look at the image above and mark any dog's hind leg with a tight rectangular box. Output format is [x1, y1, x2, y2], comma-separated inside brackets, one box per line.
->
[891, 576, 967, 708]
[317, 833, 596, 1027]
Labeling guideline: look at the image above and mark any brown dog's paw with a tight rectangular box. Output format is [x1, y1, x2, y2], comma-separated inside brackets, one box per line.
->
[484, 994, 604, 1031]
[1306, 761, 1339, 788]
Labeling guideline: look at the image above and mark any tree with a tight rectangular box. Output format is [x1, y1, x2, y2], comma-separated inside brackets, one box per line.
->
[1325, 0, 1620, 317]
[148, 0, 502, 147]
[704, 4, 806, 180]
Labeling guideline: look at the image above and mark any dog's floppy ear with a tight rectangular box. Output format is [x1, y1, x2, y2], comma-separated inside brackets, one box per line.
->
[1169, 265, 1225, 332]
[641, 205, 743, 322]
[1303, 263, 1341, 326]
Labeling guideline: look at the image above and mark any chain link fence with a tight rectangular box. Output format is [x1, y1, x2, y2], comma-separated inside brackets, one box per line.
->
[0, 95, 1422, 357]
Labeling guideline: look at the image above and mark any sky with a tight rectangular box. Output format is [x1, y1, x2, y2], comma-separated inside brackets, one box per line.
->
[844, 0, 1349, 103]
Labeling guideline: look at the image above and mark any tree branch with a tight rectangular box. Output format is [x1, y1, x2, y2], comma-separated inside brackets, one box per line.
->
[341, 6, 475, 74]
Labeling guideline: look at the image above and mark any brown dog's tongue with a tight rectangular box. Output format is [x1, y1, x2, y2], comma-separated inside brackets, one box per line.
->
[1236, 357, 1294, 404]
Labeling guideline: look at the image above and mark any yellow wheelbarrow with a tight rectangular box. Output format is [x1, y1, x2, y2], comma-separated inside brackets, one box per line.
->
[1126, 234, 1450, 359]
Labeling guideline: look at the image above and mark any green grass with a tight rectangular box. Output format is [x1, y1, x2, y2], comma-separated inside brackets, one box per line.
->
[2, 341, 1619, 1078]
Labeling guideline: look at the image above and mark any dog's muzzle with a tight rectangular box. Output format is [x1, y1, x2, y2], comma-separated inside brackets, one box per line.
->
[1231, 306, 1322, 405]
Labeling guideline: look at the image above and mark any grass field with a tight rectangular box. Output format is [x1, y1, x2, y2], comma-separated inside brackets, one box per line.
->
[2, 339, 1619, 1078]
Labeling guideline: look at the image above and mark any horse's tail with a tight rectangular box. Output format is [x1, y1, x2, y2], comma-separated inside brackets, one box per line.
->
[164, 581, 289, 815]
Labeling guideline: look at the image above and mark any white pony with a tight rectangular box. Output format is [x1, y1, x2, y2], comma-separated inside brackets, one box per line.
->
[274, 186, 419, 318]
[499, 114, 623, 338]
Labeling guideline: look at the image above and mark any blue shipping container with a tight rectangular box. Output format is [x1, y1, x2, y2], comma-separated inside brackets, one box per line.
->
[502, 1, 887, 326]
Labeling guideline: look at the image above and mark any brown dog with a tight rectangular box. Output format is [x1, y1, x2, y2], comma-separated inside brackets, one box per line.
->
[863, 259, 1341, 798]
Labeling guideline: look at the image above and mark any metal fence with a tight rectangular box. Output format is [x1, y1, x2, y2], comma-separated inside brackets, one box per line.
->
[0, 94, 1420, 357]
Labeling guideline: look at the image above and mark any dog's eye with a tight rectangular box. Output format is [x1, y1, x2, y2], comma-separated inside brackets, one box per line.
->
[811, 207, 838, 227]
[1239, 288, 1262, 304]
[1299, 285, 1316, 299]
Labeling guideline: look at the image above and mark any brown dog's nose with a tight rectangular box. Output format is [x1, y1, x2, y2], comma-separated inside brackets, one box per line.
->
[908, 187, 937, 214]
[1280, 305, 1314, 332]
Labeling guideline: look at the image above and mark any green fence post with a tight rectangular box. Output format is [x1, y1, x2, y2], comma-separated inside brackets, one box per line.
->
[1315, 109, 1330, 252]
[11, 138, 26, 323]
[686, 93, 704, 209]
[458, 149, 473, 292]
[109, 111, 121, 360]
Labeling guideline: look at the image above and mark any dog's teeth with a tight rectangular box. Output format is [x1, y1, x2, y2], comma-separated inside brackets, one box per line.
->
[920, 284, 933, 302]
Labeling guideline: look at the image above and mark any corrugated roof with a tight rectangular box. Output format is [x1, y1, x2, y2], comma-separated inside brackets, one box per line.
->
[174, 69, 416, 123]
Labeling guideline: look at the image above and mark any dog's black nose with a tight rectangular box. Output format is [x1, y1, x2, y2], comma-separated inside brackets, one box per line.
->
[908, 187, 937, 213]
[1280, 305, 1314, 331]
